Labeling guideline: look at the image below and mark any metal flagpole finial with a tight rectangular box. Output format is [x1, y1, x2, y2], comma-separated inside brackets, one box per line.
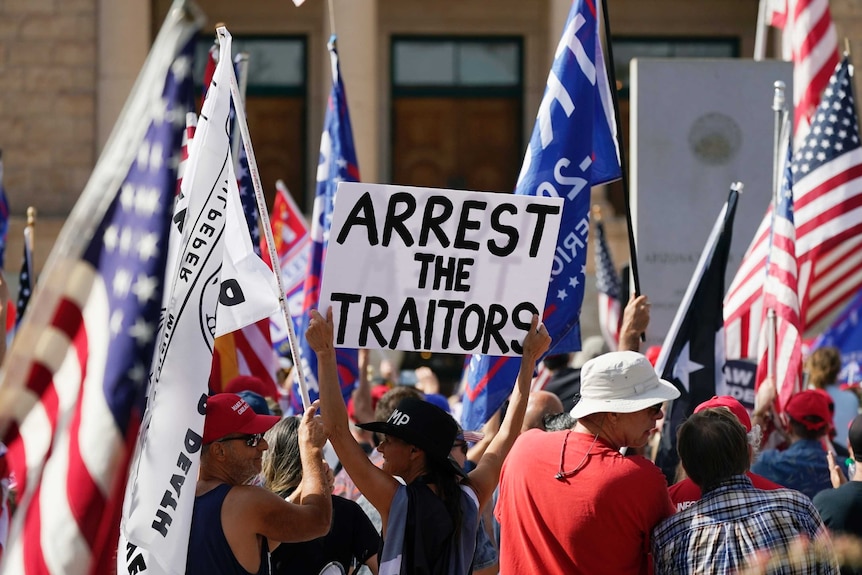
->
[591, 204, 603, 223]
[26, 206, 36, 227]
[772, 81, 786, 112]
[845, 38, 852, 58]
[731, 181, 744, 194]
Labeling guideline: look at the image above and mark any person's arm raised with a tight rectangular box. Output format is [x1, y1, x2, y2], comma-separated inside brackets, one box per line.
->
[233, 402, 332, 546]
[466, 314, 550, 508]
[619, 294, 650, 352]
[306, 308, 400, 519]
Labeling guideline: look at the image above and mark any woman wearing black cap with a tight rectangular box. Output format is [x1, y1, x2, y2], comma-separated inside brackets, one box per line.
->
[306, 308, 550, 575]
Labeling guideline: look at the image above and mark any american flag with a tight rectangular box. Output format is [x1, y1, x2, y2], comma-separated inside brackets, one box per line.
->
[0, 8, 197, 572]
[725, 56, 862, 361]
[766, 0, 839, 140]
[15, 224, 33, 329]
[294, 36, 360, 413]
[175, 112, 196, 195]
[594, 218, 621, 351]
[0, 151, 9, 269]
[757, 125, 803, 409]
[461, 0, 621, 431]
[209, 129, 279, 398]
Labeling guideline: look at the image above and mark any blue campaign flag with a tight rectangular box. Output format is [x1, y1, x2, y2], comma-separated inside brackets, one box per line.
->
[461, 0, 621, 431]
[811, 287, 862, 384]
[0, 151, 9, 268]
[294, 36, 360, 413]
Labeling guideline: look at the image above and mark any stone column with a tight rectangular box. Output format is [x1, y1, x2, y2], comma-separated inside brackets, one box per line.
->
[325, 0, 379, 183]
[96, 0, 150, 152]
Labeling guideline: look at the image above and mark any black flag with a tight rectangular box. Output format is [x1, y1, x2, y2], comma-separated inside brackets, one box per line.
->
[653, 184, 740, 482]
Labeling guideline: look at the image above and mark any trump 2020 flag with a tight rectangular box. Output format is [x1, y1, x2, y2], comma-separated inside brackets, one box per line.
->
[0, 151, 9, 269]
[294, 36, 360, 413]
[811, 287, 862, 384]
[119, 26, 277, 575]
[653, 185, 739, 481]
[0, 3, 200, 573]
[461, 0, 621, 431]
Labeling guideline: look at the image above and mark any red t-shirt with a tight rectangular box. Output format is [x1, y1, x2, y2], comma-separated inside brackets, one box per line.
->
[496, 429, 675, 575]
[668, 472, 784, 511]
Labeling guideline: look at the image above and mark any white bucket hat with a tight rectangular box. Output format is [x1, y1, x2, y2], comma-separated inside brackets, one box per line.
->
[569, 351, 680, 419]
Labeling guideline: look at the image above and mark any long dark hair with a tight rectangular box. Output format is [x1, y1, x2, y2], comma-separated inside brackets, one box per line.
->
[423, 455, 464, 540]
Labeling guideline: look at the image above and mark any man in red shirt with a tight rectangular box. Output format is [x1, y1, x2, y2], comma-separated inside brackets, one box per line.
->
[496, 350, 678, 575]
[669, 395, 782, 511]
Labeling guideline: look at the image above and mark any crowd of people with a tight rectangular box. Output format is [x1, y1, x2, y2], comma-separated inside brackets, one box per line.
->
[169, 292, 862, 574]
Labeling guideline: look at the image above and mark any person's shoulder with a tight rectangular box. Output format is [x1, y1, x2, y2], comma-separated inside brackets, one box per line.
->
[668, 478, 700, 510]
[766, 486, 820, 514]
[812, 486, 839, 506]
[652, 502, 696, 543]
[224, 483, 286, 514]
[747, 471, 783, 491]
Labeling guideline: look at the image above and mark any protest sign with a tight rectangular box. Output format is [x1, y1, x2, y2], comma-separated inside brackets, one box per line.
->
[721, 359, 757, 411]
[318, 182, 563, 356]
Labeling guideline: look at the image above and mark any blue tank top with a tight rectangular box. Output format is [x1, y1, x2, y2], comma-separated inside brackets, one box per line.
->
[186, 483, 270, 575]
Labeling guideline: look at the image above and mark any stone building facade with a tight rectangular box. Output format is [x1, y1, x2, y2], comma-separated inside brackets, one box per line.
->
[0, 0, 859, 340]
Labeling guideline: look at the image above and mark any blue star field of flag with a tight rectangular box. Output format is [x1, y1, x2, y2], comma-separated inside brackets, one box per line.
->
[792, 57, 860, 178]
[236, 142, 261, 256]
[15, 232, 31, 328]
[81, 39, 195, 433]
[595, 220, 621, 301]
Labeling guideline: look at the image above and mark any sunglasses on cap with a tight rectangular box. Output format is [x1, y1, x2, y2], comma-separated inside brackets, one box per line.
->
[216, 433, 264, 448]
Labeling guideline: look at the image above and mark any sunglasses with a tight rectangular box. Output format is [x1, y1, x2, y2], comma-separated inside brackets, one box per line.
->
[452, 441, 468, 455]
[647, 403, 663, 415]
[217, 433, 264, 448]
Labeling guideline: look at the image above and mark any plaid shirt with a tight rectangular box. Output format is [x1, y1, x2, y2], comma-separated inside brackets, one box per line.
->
[652, 475, 839, 574]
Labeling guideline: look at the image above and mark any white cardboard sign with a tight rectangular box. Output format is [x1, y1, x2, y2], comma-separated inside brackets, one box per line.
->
[319, 182, 563, 355]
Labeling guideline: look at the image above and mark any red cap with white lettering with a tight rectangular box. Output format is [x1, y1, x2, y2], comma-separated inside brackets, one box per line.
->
[203, 393, 280, 444]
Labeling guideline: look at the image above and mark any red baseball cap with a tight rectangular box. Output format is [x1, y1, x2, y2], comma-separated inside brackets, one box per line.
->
[694, 396, 752, 432]
[784, 390, 833, 432]
[203, 393, 281, 444]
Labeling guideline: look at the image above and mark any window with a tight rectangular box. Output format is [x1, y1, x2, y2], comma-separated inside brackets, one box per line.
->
[193, 36, 306, 95]
[392, 37, 522, 94]
[191, 35, 308, 211]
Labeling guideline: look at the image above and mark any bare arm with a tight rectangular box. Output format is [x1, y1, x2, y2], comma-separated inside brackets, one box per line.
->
[306, 308, 400, 520]
[619, 294, 650, 352]
[234, 402, 332, 544]
[467, 314, 550, 508]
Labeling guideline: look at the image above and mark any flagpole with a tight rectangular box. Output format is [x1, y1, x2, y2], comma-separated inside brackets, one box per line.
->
[599, 0, 642, 302]
[326, 0, 337, 37]
[24, 206, 35, 285]
[221, 27, 312, 410]
[766, 81, 787, 385]
[754, 0, 768, 61]
[772, 81, 786, 199]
